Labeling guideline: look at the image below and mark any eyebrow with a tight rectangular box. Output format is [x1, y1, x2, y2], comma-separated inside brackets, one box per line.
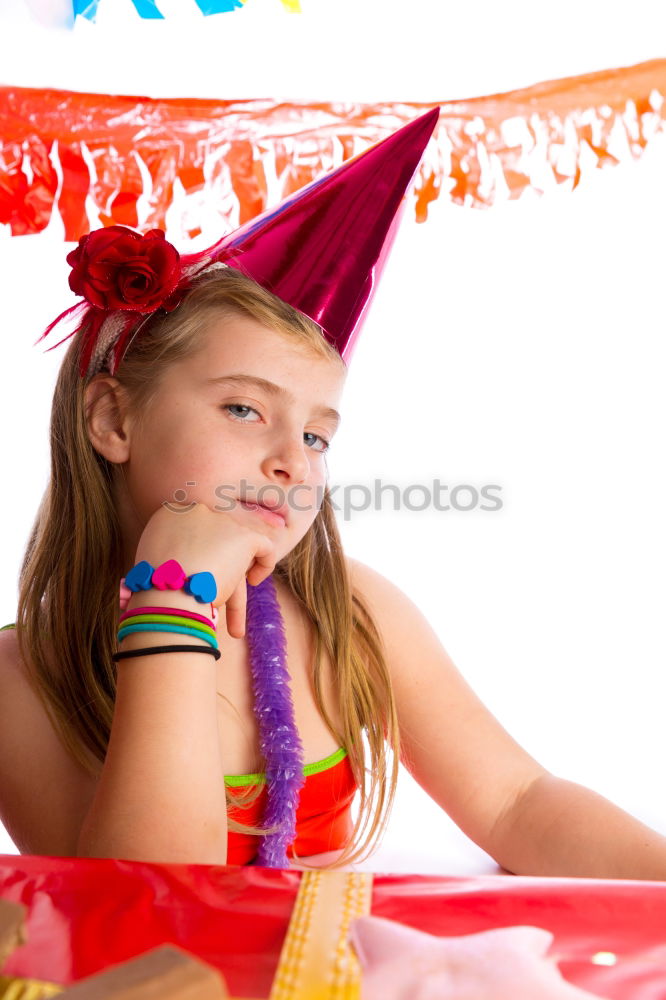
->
[204, 373, 341, 427]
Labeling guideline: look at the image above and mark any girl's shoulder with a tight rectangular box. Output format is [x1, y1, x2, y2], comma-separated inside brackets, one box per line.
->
[346, 556, 432, 654]
[345, 556, 470, 695]
[0, 626, 99, 855]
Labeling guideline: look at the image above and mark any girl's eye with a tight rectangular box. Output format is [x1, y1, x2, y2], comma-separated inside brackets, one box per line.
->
[303, 432, 330, 453]
[223, 404, 330, 453]
[225, 404, 261, 422]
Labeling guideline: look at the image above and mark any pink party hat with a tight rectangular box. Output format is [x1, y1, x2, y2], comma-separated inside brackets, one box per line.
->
[37, 108, 439, 375]
[185, 106, 440, 363]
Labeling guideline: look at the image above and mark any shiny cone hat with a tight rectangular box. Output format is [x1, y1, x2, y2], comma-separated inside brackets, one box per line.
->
[37, 108, 439, 376]
[190, 106, 440, 364]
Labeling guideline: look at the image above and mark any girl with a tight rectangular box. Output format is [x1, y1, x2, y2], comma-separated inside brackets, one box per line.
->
[1, 111, 666, 876]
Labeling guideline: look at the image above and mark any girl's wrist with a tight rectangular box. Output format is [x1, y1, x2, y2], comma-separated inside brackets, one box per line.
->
[118, 591, 219, 652]
[124, 589, 209, 616]
[120, 591, 220, 643]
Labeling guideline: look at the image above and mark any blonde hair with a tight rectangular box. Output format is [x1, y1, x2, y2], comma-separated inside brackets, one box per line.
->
[16, 267, 400, 865]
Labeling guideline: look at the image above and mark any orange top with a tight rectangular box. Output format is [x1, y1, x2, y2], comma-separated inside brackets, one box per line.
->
[225, 747, 357, 865]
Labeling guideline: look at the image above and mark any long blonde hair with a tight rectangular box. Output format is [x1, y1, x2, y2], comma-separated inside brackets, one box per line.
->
[16, 267, 400, 865]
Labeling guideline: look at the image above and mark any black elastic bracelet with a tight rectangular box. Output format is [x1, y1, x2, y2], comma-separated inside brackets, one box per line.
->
[112, 643, 221, 662]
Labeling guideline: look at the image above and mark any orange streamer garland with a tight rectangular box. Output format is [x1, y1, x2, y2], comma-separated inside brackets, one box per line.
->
[0, 58, 665, 242]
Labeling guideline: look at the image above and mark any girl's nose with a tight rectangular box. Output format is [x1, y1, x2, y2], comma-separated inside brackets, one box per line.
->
[262, 437, 310, 483]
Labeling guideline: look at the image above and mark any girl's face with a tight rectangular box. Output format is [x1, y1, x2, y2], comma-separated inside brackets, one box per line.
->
[120, 311, 347, 564]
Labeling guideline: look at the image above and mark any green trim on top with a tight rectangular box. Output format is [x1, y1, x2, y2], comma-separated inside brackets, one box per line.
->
[303, 745, 347, 777]
[0, 623, 16, 631]
[224, 746, 347, 788]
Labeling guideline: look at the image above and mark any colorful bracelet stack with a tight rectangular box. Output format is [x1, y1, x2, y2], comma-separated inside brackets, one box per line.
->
[112, 559, 221, 663]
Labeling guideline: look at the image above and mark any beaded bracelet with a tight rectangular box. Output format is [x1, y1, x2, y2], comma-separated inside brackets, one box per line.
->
[124, 559, 217, 603]
[117, 560, 221, 662]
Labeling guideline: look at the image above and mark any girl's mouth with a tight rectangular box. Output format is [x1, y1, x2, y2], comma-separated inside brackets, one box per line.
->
[238, 499, 286, 527]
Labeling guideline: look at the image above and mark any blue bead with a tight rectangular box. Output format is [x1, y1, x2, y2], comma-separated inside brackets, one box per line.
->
[125, 560, 155, 592]
[184, 571, 218, 603]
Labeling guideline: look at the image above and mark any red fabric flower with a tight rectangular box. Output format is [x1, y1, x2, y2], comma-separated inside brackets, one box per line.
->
[66, 226, 182, 313]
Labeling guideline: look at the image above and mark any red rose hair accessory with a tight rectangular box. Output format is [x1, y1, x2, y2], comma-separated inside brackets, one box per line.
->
[36, 226, 185, 378]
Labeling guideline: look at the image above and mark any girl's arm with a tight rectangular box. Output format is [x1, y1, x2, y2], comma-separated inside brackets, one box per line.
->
[77, 503, 276, 864]
[490, 772, 666, 879]
[348, 557, 666, 880]
[76, 589, 229, 864]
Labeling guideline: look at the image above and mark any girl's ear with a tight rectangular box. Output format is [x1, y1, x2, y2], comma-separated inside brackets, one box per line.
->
[84, 375, 133, 464]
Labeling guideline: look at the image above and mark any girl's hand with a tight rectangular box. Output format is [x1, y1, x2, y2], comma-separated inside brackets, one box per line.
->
[133, 501, 278, 639]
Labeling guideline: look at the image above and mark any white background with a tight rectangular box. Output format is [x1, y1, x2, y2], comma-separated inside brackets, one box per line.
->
[0, 0, 665, 874]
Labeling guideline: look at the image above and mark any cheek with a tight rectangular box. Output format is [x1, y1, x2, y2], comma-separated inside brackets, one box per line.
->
[129, 430, 215, 513]
[284, 479, 326, 521]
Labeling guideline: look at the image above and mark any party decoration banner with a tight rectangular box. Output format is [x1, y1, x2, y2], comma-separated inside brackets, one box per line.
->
[72, 0, 300, 18]
[0, 59, 664, 243]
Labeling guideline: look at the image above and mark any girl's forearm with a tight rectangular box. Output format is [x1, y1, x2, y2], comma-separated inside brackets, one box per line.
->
[77, 594, 228, 864]
[493, 773, 666, 880]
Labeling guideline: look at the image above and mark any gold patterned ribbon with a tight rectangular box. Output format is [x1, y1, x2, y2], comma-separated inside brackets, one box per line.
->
[0, 976, 63, 999]
[270, 871, 373, 1000]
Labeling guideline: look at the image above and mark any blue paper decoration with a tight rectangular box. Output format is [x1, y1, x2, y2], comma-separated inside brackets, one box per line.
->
[128, 0, 164, 17]
[72, 0, 101, 20]
[74, 0, 164, 18]
[193, 0, 244, 10]
[72, 0, 297, 19]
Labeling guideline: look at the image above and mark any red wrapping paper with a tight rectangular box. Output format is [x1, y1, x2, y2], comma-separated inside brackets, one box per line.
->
[2, 855, 666, 998]
[1, 59, 665, 242]
[0, 855, 299, 996]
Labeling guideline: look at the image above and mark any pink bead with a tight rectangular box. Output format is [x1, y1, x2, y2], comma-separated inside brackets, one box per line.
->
[151, 559, 187, 591]
[119, 579, 132, 612]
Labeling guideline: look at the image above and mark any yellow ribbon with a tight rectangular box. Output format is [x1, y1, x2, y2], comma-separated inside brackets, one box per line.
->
[270, 871, 373, 1000]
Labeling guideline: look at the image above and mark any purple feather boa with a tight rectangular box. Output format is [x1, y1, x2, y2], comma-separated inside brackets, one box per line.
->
[245, 573, 305, 867]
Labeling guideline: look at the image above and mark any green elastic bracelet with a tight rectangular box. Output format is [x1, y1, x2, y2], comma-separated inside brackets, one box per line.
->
[117, 623, 219, 650]
[120, 613, 216, 640]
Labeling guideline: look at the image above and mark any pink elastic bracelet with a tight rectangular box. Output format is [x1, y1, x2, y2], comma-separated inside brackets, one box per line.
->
[119, 578, 218, 627]
[119, 605, 216, 629]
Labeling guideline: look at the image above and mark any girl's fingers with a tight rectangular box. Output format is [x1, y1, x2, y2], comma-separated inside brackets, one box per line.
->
[246, 561, 274, 588]
[225, 578, 247, 639]
[245, 536, 278, 587]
